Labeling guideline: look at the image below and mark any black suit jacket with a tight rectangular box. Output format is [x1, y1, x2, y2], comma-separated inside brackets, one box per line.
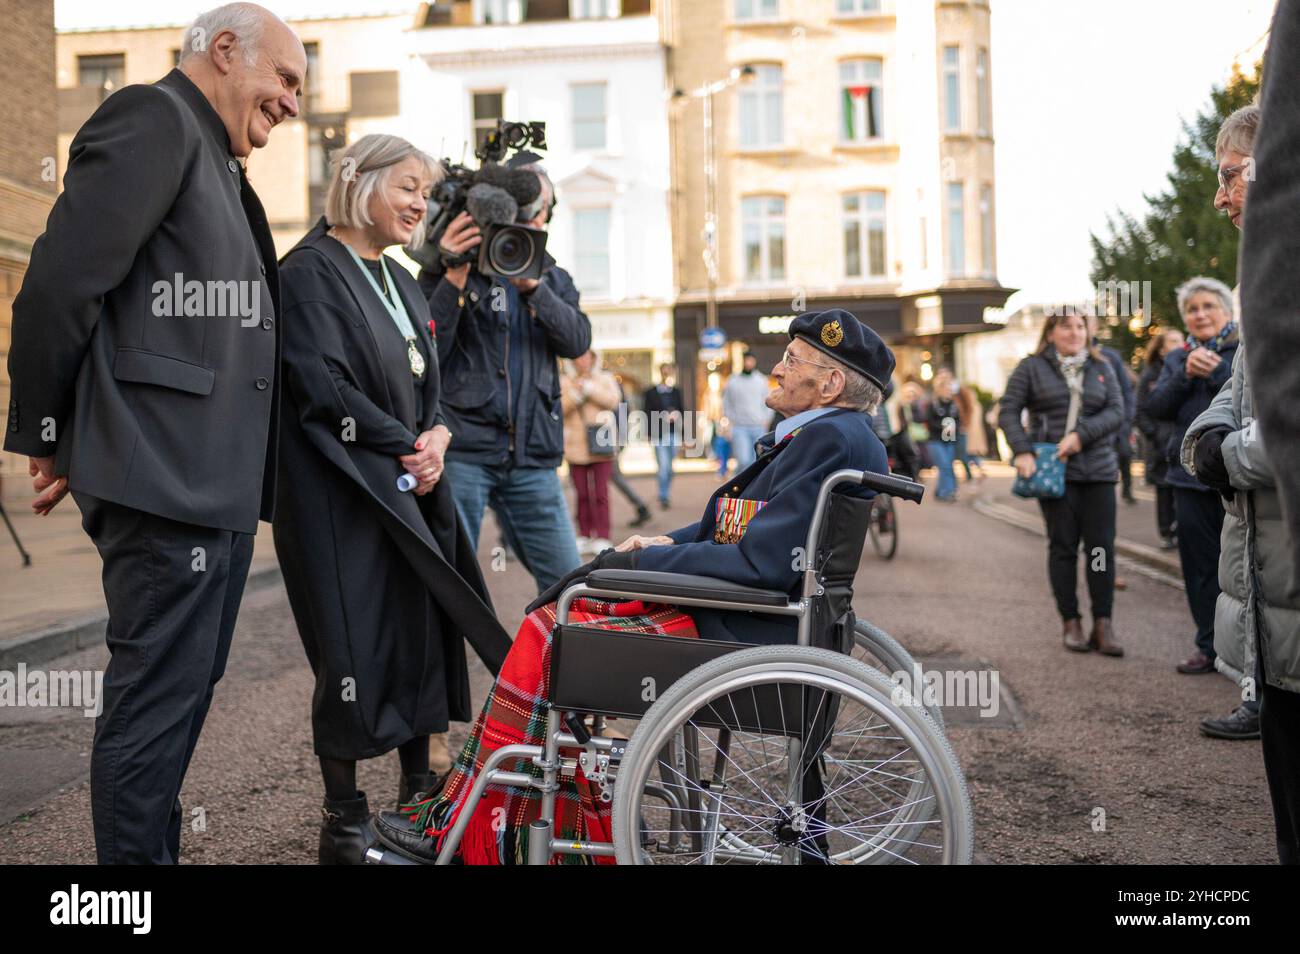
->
[4, 69, 280, 534]
[642, 384, 684, 443]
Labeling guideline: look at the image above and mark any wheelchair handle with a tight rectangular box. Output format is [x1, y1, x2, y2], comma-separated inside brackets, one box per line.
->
[859, 470, 925, 504]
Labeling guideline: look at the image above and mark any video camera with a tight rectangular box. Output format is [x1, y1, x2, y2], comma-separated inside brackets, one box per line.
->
[418, 120, 550, 281]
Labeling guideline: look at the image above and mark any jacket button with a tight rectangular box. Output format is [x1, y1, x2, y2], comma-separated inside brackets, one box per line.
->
[498, 368, 507, 377]
[262, 318, 273, 330]
[469, 291, 478, 303]
[255, 377, 269, 390]
[227, 159, 239, 173]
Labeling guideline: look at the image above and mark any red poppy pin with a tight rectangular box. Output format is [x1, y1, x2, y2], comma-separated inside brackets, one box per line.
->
[427, 319, 437, 338]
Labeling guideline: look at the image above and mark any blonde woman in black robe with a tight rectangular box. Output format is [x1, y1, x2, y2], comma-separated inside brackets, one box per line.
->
[274, 134, 510, 864]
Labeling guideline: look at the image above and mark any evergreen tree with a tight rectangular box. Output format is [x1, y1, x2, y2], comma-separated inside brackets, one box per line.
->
[1089, 62, 1260, 366]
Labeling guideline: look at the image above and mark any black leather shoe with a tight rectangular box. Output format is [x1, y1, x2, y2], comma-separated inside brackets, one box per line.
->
[374, 810, 440, 864]
[398, 771, 444, 809]
[319, 791, 377, 865]
[1199, 706, 1261, 740]
[629, 507, 652, 528]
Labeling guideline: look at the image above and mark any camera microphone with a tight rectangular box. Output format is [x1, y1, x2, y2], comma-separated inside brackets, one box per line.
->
[465, 183, 518, 227]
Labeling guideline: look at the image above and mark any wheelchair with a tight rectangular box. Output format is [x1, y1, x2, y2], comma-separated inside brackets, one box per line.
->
[366, 468, 972, 865]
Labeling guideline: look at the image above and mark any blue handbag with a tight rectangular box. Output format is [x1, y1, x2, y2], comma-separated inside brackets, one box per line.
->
[1011, 442, 1066, 499]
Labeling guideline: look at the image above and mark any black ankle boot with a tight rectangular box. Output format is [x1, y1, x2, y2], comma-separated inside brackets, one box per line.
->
[319, 791, 376, 865]
[398, 771, 444, 808]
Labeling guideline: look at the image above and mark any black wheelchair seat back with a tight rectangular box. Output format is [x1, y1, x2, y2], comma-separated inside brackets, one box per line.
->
[809, 491, 876, 653]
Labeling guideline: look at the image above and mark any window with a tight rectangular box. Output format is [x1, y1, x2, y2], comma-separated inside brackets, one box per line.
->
[836, 0, 881, 13]
[976, 47, 991, 136]
[303, 42, 320, 113]
[840, 59, 884, 142]
[572, 83, 606, 150]
[980, 184, 995, 275]
[571, 0, 619, 16]
[171, 49, 182, 68]
[472, 91, 504, 151]
[742, 196, 786, 283]
[734, 0, 779, 19]
[946, 181, 965, 276]
[942, 45, 961, 132]
[478, 0, 524, 25]
[574, 207, 611, 295]
[843, 191, 887, 279]
[738, 65, 783, 148]
[78, 54, 124, 102]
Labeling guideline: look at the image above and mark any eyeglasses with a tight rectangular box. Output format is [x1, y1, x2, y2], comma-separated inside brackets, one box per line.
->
[780, 347, 839, 373]
[1217, 161, 1250, 193]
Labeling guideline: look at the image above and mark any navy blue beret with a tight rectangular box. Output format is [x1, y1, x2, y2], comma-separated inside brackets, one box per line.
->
[789, 309, 895, 392]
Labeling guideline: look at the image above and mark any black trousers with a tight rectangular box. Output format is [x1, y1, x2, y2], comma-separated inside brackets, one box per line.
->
[1116, 433, 1133, 497]
[74, 492, 254, 864]
[1155, 485, 1176, 538]
[1260, 681, 1300, 864]
[609, 453, 648, 513]
[1173, 487, 1224, 659]
[1037, 481, 1117, 621]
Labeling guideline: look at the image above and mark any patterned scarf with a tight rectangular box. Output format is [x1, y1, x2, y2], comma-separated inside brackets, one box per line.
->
[1187, 320, 1238, 353]
[1056, 350, 1088, 433]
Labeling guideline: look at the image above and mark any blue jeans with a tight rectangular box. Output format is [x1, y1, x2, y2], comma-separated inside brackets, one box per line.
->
[653, 443, 677, 504]
[444, 460, 582, 593]
[731, 425, 766, 472]
[927, 441, 957, 500]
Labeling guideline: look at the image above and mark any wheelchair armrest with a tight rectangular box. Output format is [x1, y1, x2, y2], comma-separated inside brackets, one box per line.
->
[584, 569, 792, 608]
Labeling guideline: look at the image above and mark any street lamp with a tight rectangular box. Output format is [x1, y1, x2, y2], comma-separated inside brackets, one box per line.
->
[673, 65, 755, 334]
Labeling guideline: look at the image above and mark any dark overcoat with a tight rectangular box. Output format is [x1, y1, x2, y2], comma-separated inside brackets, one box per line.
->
[274, 219, 511, 759]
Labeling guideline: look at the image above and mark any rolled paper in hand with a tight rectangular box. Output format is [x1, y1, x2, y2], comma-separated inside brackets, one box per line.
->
[397, 473, 418, 493]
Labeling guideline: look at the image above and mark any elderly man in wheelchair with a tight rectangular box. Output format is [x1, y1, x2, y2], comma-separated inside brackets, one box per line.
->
[369, 309, 972, 865]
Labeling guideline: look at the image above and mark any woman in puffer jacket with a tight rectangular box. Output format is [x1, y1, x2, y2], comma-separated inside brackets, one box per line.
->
[999, 310, 1124, 656]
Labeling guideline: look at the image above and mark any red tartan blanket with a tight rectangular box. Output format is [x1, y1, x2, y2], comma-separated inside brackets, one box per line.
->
[400, 597, 698, 864]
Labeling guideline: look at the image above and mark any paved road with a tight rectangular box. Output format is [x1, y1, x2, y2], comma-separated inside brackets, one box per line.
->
[0, 468, 1276, 863]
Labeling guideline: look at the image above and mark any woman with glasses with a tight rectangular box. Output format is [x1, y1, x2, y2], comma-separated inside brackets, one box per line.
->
[1146, 277, 1238, 676]
[999, 311, 1125, 656]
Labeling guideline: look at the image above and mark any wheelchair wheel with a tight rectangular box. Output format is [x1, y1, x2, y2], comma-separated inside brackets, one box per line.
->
[869, 494, 898, 560]
[611, 646, 973, 865]
[852, 618, 945, 733]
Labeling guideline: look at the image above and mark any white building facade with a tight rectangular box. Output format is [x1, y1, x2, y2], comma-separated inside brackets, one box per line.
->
[401, 7, 676, 396]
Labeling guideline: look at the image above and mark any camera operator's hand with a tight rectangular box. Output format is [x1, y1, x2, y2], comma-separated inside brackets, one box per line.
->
[510, 277, 539, 295]
[439, 212, 481, 291]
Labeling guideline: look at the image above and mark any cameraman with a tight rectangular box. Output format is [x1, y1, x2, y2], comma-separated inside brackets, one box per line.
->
[419, 165, 591, 592]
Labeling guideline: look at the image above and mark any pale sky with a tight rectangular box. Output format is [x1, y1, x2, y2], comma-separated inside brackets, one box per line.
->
[55, 0, 1280, 308]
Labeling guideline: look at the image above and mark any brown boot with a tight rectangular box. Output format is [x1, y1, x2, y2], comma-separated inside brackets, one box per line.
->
[1090, 617, 1124, 657]
[1063, 618, 1090, 652]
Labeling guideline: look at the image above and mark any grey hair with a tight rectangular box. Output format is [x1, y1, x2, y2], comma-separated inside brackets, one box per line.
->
[326, 134, 445, 253]
[516, 162, 555, 223]
[1216, 104, 1261, 161]
[826, 357, 882, 415]
[179, 3, 270, 65]
[1175, 275, 1235, 319]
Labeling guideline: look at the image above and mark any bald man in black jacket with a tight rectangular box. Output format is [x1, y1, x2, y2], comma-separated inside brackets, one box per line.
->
[4, 5, 305, 863]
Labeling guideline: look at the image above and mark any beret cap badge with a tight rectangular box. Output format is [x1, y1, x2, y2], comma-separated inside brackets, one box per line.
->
[821, 319, 844, 347]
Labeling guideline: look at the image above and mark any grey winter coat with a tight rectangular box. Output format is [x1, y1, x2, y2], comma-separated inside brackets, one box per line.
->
[1183, 344, 1300, 694]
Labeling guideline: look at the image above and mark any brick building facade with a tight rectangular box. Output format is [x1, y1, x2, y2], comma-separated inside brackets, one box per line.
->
[0, 0, 57, 492]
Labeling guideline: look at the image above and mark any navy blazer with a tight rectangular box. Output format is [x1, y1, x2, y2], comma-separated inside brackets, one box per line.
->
[636, 407, 888, 643]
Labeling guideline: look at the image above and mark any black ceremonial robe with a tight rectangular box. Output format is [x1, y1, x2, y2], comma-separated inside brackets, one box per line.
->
[273, 219, 511, 759]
